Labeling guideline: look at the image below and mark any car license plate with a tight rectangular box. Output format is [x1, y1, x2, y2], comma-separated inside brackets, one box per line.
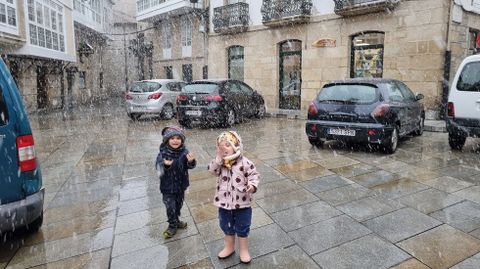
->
[131, 105, 146, 112]
[328, 128, 355, 136]
[186, 110, 202, 116]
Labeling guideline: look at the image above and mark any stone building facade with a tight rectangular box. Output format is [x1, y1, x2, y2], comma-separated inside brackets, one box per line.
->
[208, 0, 480, 118]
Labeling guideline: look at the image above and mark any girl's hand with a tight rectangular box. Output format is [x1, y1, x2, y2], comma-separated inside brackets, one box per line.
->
[186, 152, 195, 162]
[164, 159, 173, 166]
[246, 185, 256, 193]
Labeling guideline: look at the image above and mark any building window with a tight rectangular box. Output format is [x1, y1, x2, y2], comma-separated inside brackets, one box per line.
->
[228, 46, 244, 81]
[181, 16, 192, 57]
[163, 22, 171, 49]
[28, 0, 65, 52]
[79, 71, 86, 89]
[182, 64, 192, 82]
[469, 29, 480, 55]
[351, 32, 384, 78]
[165, 66, 173, 79]
[73, 0, 102, 24]
[0, 0, 16, 27]
[203, 65, 208, 79]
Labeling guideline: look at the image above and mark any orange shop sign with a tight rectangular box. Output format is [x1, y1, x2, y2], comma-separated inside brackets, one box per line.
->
[312, 38, 336, 48]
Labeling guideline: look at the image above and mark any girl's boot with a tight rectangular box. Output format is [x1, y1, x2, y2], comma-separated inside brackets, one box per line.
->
[218, 235, 235, 259]
[238, 237, 251, 264]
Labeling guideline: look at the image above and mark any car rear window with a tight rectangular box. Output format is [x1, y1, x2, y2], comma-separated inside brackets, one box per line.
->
[317, 84, 378, 104]
[457, 62, 480, 92]
[130, 81, 161, 93]
[183, 83, 218, 94]
[0, 86, 8, 126]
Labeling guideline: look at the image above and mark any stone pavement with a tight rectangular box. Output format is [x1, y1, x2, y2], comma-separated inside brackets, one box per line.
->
[1, 102, 479, 269]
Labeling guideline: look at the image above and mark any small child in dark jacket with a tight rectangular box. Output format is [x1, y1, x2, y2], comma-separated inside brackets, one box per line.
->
[155, 126, 196, 239]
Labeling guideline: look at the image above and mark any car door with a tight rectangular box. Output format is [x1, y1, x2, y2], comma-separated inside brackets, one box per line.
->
[237, 81, 255, 117]
[396, 81, 420, 132]
[223, 81, 243, 116]
[384, 83, 410, 135]
[0, 76, 24, 204]
[451, 61, 480, 120]
[166, 82, 182, 109]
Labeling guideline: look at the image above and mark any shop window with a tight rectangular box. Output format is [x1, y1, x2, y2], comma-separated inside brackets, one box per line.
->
[351, 32, 384, 78]
[228, 46, 244, 81]
[79, 71, 86, 89]
[469, 29, 480, 55]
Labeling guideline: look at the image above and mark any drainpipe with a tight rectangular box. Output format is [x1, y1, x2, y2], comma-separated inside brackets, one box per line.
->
[441, 0, 454, 120]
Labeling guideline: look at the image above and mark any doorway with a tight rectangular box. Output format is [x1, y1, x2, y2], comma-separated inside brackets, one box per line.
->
[279, 40, 302, 110]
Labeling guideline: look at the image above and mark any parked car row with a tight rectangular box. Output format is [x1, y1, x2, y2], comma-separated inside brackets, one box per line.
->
[125, 78, 266, 127]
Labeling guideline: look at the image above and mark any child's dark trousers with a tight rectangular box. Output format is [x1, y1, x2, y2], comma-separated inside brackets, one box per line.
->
[162, 192, 184, 227]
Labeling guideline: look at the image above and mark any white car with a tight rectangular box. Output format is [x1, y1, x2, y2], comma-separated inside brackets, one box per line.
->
[126, 79, 186, 120]
[446, 54, 480, 150]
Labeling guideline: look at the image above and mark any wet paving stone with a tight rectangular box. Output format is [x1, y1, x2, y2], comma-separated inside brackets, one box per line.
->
[329, 163, 378, 178]
[422, 176, 474, 193]
[253, 179, 301, 200]
[112, 216, 198, 257]
[7, 228, 113, 269]
[375, 160, 412, 173]
[197, 207, 273, 243]
[313, 234, 410, 269]
[30, 248, 111, 269]
[190, 203, 218, 223]
[186, 189, 215, 207]
[337, 196, 405, 222]
[397, 188, 464, 214]
[206, 223, 294, 269]
[453, 186, 480, 205]
[351, 170, 400, 188]
[273, 160, 319, 174]
[371, 178, 429, 199]
[414, 157, 462, 170]
[300, 175, 354, 193]
[117, 195, 163, 216]
[288, 215, 371, 255]
[363, 208, 441, 243]
[230, 245, 320, 269]
[175, 258, 214, 269]
[450, 252, 480, 269]
[285, 165, 334, 182]
[390, 258, 431, 269]
[316, 183, 373, 206]
[44, 199, 118, 225]
[398, 225, 480, 269]
[256, 189, 319, 213]
[271, 200, 342, 232]
[435, 165, 480, 180]
[429, 200, 480, 233]
[313, 155, 360, 170]
[110, 244, 169, 269]
[262, 155, 307, 167]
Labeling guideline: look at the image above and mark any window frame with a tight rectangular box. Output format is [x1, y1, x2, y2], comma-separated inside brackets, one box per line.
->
[350, 31, 385, 79]
[0, 0, 17, 30]
[228, 45, 245, 81]
[28, 0, 66, 52]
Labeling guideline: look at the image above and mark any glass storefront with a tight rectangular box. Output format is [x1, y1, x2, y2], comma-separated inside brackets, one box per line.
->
[228, 46, 244, 81]
[351, 32, 384, 78]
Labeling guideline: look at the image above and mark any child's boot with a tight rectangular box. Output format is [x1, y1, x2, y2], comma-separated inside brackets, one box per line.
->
[238, 237, 251, 264]
[163, 225, 177, 239]
[218, 235, 235, 259]
[175, 220, 188, 229]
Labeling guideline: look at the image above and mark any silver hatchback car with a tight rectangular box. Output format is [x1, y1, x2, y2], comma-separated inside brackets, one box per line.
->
[126, 79, 186, 120]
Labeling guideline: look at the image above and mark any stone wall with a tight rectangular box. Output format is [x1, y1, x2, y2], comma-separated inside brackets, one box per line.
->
[208, 0, 450, 115]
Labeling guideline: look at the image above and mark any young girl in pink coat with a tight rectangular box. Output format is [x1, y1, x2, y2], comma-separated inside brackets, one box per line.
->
[208, 131, 260, 264]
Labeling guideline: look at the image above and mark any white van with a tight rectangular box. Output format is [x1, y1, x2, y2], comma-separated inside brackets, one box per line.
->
[446, 54, 480, 150]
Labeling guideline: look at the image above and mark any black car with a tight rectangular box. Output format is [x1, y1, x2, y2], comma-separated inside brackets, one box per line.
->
[306, 78, 425, 153]
[176, 79, 266, 127]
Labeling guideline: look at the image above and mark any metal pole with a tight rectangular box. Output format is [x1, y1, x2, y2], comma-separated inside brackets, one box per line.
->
[123, 24, 128, 92]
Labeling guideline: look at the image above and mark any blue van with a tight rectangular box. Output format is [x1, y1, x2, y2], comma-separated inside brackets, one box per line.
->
[0, 58, 44, 233]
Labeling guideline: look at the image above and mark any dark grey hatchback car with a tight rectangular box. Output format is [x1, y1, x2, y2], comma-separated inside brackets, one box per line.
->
[306, 78, 425, 153]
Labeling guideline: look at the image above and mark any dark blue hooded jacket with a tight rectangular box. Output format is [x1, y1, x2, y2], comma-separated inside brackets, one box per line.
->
[156, 144, 196, 194]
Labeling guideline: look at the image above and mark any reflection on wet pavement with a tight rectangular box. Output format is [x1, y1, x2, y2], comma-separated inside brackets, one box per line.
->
[2, 103, 480, 268]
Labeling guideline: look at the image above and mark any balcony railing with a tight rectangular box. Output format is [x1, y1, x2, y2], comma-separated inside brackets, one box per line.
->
[213, 2, 249, 34]
[334, 0, 400, 16]
[136, 0, 203, 22]
[261, 0, 312, 27]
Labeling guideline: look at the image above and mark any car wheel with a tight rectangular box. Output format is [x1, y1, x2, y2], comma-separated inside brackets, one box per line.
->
[161, 104, 174, 120]
[128, 113, 141, 121]
[255, 104, 266, 119]
[384, 126, 399, 154]
[225, 109, 235, 127]
[308, 137, 324, 148]
[27, 212, 43, 233]
[414, 116, 424, 136]
[449, 132, 466, 150]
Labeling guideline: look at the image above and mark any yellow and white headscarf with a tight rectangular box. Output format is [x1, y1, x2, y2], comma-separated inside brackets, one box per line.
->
[217, 131, 241, 169]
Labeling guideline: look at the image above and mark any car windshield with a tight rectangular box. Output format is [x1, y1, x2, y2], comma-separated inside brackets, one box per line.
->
[457, 62, 480, 92]
[183, 83, 218, 94]
[317, 84, 378, 104]
[130, 82, 161, 93]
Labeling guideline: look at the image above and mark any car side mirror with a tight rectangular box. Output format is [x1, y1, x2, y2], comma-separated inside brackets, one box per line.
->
[416, 94, 424, 101]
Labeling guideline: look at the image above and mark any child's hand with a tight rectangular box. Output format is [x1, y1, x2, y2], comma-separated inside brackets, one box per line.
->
[164, 159, 173, 166]
[246, 185, 256, 193]
[186, 152, 195, 162]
